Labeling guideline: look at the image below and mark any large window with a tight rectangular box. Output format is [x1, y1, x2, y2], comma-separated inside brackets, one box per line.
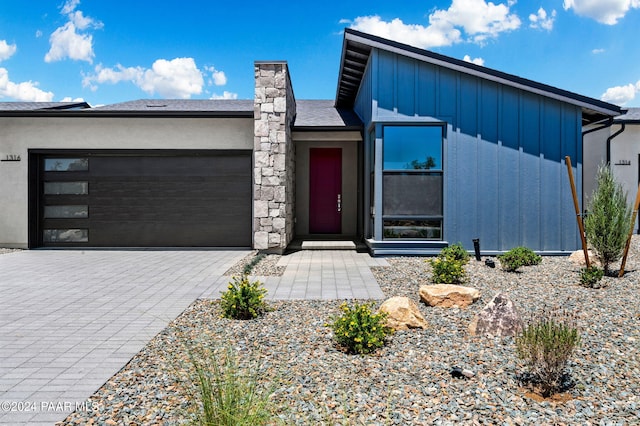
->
[382, 125, 443, 240]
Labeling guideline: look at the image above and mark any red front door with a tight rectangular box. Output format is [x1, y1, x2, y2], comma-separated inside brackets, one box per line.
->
[309, 148, 342, 234]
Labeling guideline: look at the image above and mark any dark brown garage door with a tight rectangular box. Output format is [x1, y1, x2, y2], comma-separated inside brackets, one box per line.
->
[31, 151, 252, 247]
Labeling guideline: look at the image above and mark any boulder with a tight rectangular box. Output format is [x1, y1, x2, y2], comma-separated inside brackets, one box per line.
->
[419, 284, 480, 308]
[568, 249, 601, 267]
[378, 296, 428, 331]
[469, 293, 523, 337]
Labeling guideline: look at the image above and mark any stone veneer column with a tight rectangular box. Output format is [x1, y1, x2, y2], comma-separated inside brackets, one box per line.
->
[253, 61, 296, 252]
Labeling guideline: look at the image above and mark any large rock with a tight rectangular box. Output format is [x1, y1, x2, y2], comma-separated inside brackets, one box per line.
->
[378, 296, 428, 331]
[568, 249, 601, 267]
[419, 284, 480, 308]
[469, 293, 523, 337]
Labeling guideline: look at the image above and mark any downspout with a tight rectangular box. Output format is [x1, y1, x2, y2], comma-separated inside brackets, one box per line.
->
[581, 117, 615, 211]
[582, 117, 614, 138]
[606, 123, 626, 164]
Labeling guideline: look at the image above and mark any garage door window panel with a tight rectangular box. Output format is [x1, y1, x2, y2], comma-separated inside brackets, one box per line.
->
[43, 229, 88, 243]
[44, 205, 89, 219]
[44, 181, 89, 195]
[44, 158, 88, 172]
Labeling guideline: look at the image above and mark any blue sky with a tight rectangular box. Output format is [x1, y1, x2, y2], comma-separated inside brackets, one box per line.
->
[0, 0, 639, 107]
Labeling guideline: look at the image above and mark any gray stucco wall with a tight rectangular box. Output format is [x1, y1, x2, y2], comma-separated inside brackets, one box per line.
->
[0, 116, 253, 247]
[584, 123, 640, 233]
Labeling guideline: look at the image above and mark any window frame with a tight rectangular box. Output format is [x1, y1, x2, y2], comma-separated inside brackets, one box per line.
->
[381, 124, 445, 241]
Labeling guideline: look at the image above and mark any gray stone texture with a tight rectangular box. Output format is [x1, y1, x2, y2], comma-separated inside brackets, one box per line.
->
[253, 62, 296, 252]
[468, 293, 523, 337]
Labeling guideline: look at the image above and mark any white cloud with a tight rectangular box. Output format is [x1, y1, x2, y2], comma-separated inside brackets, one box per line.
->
[83, 57, 205, 98]
[592, 48, 605, 54]
[563, 0, 640, 25]
[61, 0, 80, 15]
[463, 54, 485, 65]
[349, 0, 520, 49]
[211, 91, 238, 100]
[0, 40, 17, 61]
[205, 66, 227, 86]
[60, 96, 85, 102]
[0, 68, 54, 101]
[45, 0, 103, 63]
[350, 16, 462, 48]
[601, 80, 640, 105]
[529, 7, 557, 30]
[139, 58, 203, 98]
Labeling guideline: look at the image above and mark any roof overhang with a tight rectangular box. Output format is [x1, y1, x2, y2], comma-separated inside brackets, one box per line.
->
[336, 29, 622, 124]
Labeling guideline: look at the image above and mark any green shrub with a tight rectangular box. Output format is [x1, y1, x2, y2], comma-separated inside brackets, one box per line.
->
[429, 255, 467, 283]
[584, 164, 632, 274]
[515, 307, 581, 398]
[579, 266, 605, 288]
[220, 275, 268, 320]
[243, 253, 266, 276]
[440, 243, 470, 264]
[187, 345, 274, 426]
[327, 301, 393, 355]
[498, 246, 541, 272]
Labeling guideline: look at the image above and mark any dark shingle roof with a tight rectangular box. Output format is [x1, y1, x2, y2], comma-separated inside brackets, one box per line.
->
[615, 108, 640, 123]
[336, 29, 621, 124]
[0, 101, 90, 111]
[92, 99, 253, 112]
[294, 100, 362, 128]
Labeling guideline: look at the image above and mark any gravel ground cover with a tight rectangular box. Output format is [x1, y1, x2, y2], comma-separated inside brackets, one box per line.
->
[59, 238, 640, 425]
[0, 248, 22, 255]
[223, 250, 286, 277]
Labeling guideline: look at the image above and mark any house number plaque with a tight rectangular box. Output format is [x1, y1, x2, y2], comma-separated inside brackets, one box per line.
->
[1, 154, 21, 162]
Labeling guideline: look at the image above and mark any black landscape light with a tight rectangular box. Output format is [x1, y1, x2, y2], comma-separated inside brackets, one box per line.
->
[472, 238, 481, 261]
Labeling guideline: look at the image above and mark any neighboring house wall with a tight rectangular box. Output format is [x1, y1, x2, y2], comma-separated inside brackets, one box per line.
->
[584, 122, 640, 233]
[583, 125, 609, 205]
[0, 116, 253, 248]
[253, 62, 296, 252]
[609, 123, 640, 233]
[355, 48, 583, 253]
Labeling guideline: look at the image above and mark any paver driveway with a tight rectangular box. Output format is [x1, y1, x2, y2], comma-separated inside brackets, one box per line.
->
[0, 249, 386, 425]
[0, 249, 248, 425]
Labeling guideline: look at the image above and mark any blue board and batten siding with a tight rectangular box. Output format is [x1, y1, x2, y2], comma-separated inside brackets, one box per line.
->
[355, 49, 582, 253]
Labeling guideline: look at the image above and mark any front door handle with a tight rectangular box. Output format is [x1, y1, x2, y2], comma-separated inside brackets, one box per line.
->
[337, 194, 342, 212]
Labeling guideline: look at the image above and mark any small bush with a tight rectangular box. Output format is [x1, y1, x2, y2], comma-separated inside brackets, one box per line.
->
[429, 255, 467, 283]
[220, 275, 268, 320]
[498, 246, 541, 272]
[515, 307, 581, 398]
[584, 163, 632, 274]
[579, 266, 605, 288]
[327, 301, 393, 355]
[187, 345, 274, 426]
[242, 253, 266, 276]
[440, 243, 470, 264]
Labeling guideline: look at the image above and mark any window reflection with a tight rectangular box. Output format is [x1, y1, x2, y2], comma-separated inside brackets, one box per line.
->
[44, 205, 88, 219]
[383, 127, 442, 170]
[383, 220, 442, 239]
[44, 158, 88, 171]
[43, 229, 88, 242]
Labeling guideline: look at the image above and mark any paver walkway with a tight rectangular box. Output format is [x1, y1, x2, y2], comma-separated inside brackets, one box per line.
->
[263, 250, 387, 300]
[0, 249, 385, 425]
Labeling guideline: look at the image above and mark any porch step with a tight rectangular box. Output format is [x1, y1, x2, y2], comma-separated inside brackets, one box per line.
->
[301, 241, 357, 250]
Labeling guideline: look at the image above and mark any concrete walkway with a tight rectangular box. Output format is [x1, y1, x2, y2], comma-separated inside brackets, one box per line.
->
[0, 249, 385, 425]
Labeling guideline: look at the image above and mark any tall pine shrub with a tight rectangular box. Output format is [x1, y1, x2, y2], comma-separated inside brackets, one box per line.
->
[584, 164, 631, 274]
